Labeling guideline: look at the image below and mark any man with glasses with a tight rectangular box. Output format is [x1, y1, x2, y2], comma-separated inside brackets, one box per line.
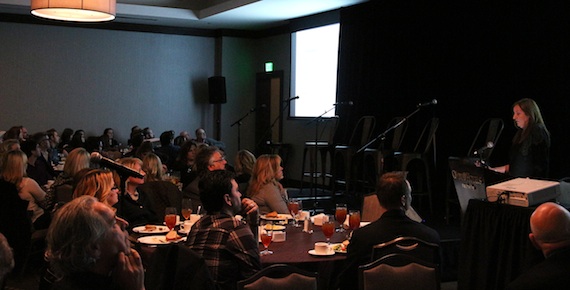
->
[183, 146, 258, 216]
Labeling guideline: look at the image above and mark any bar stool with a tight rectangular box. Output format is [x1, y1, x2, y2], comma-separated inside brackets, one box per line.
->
[300, 116, 339, 196]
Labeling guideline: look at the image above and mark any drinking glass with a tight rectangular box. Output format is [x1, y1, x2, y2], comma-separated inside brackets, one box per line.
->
[164, 207, 177, 231]
[288, 198, 301, 227]
[322, 218, 335, 244]
[335, 203, 347, 232]
[181, 198, 192, 221]
[260, 220, 273, 255]
[349, 210, 361, 231]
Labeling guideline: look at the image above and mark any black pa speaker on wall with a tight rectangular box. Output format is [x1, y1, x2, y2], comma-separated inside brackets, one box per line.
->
[208, 76, 227, 104]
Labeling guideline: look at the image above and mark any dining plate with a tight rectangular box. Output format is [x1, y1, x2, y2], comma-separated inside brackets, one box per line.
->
[137, 235, 186, 245]
[331, 243, 347, 254]
[264, 224, 286, 231]
[132, 225, 170, 234]
[260, 214, 293, 221]
[308, 249, 335, 256]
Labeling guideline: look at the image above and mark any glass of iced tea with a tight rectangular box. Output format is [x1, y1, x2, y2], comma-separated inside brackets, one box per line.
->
[181, 198, 192, 221]
[260, 220, 273, 255]
[322, 218, 335, 244]
[349, 210, 361, 231]
[288, 198, 301, 227]
[164, 207, 177, 230]
[335, 203, 347, 232]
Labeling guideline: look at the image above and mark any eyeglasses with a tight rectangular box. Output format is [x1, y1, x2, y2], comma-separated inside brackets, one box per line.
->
[211, 156, 226, 163]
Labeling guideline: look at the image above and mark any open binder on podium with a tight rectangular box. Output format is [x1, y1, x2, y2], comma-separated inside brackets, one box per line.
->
[448, 157, 512, 214]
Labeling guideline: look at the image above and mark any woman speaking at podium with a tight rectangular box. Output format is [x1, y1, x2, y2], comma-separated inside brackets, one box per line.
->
[491, 98, 550, 178]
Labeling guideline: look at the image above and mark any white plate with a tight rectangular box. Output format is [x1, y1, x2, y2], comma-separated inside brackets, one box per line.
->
[137, 235, 186, 245]
[308, 249, 335, 256]
[132, 225, 170, 234]
[264, 224, 286, 231]
[260, 214, 293, 221]
[331, 243, 347, 254]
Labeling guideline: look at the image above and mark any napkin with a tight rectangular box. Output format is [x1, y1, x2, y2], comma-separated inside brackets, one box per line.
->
[311, 214, 329, 226]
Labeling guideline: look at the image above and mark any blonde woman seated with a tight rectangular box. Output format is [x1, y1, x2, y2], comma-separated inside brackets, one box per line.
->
[247, 154, 289, 215]
[45, 147, 91, 211]
[0, 150, 49, 229]
[73, 169, 119, 208]
[140, 153, 182, 220]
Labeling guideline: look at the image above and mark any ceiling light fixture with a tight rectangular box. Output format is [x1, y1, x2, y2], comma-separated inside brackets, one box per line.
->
[31, 0, 116, 22]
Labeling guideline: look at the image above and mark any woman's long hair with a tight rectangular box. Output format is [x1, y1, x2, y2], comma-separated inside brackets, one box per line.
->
[73, 169, 116, 207]
[142, 153, 164, 182]
[247, 154, 283, 197]
[0, 150, 27, 188]
[512, 98, 549, 144]
[235, 150, 256, 176]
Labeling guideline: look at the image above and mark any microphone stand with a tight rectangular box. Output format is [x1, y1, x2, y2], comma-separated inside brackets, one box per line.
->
[231, 108, 255, 150]
[255, 100, 291, 154]
[356, 107, 422, 154]
[305, 106, 337, 198]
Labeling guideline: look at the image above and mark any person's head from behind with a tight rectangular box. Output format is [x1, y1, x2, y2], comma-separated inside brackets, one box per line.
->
[0, 150, 27, 185]
[3, 126, 23, 141]
[376, 171, 412, 211]
[252, 154, 283, 182]
[64, 148, 91, 178]
[195, 146, 225, 174]
[235, 150, 256, 176]
[73, 169, 119, 207]
[159, 130, 175, 147]
[512, 98, 545, 130]
[45, 196, 129, 277]
[20, 140, 40, 159]
[529, 202, 570, 257]
[60, 128, 74, 144]
[195, 128, 206, 143]
[199, 170, 240, 214]
[142, 153, 164, 182]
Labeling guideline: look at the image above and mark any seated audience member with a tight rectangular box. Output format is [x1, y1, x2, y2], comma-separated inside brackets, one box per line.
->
[155, 130, 180, 169]
[0, 150, 49, 229]
[24, 137, 55, 186]
[139, 153, 182, 220]
[234, 150, 256, 194]
[172, 141, 198, 189]
[125, 131, 144, 158]
[116, 158, 158, 228]
[2, 126, 23, 142]
[247, 154, 289, 214]
[507, 202, 570, 290]
[46, 128, 61, 165]
[45, 196, 145, 290]
[69, 129, 86, 151]
[58, 128, 74, 154]
[185, 170, 261, 290]
[73, 169, 120, 209]
[337, 171, 440, 290]
[100, 128, 120, 151]
[142, 127, 154, 140]
[134, 140, 154, 161]
[173, 131, 191, 146]
[0, 233, 14, 284]
[45, 148, 91, 211]
[193, 128, 226, 151]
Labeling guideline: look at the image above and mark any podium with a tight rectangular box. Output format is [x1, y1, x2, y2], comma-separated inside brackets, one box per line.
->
[448, 156, 512, 215]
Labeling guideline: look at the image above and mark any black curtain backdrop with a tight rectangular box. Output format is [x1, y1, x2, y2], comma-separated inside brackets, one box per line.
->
[335, 0, 570, 200]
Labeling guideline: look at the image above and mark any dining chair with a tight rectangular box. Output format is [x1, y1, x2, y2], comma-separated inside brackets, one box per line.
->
[372, 236, 440, 265]
[237, 264, 318, 290]
[144, 244, 216, 290]
[359, 253, 440, 290]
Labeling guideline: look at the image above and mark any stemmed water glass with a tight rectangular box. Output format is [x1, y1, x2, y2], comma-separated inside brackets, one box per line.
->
[164, 207, 178, 231]
[288, 198, 301, 227]
[181, 198, 192, 221]
[335, 203, 347, 232]
[260, 220, 273, 255]
[322, 217, 335, 245]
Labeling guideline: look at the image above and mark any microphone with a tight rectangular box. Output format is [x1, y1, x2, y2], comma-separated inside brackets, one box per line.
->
[473, 141, 495, 156]
[282, 96, 300, 103]
[90, 152, 144, 178]
[334, 101, 354, 106]
[417, 99, 438, 107]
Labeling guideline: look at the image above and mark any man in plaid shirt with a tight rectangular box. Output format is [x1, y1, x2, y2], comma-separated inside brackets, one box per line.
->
[186, 170, 261, 290]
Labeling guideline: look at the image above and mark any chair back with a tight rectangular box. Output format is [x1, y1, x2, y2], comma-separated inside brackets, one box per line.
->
[348, 116, 376, 148]
[467, 118, 504, 161]
[237, 264, 318, 290]
[326, 116, 340, 144]
[145, 244, 216, 290]
[384, 117, 408, 151]
[413, 118, 439, 154]
[372, 236, 440, 264]
[359, 253, 440, 290]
